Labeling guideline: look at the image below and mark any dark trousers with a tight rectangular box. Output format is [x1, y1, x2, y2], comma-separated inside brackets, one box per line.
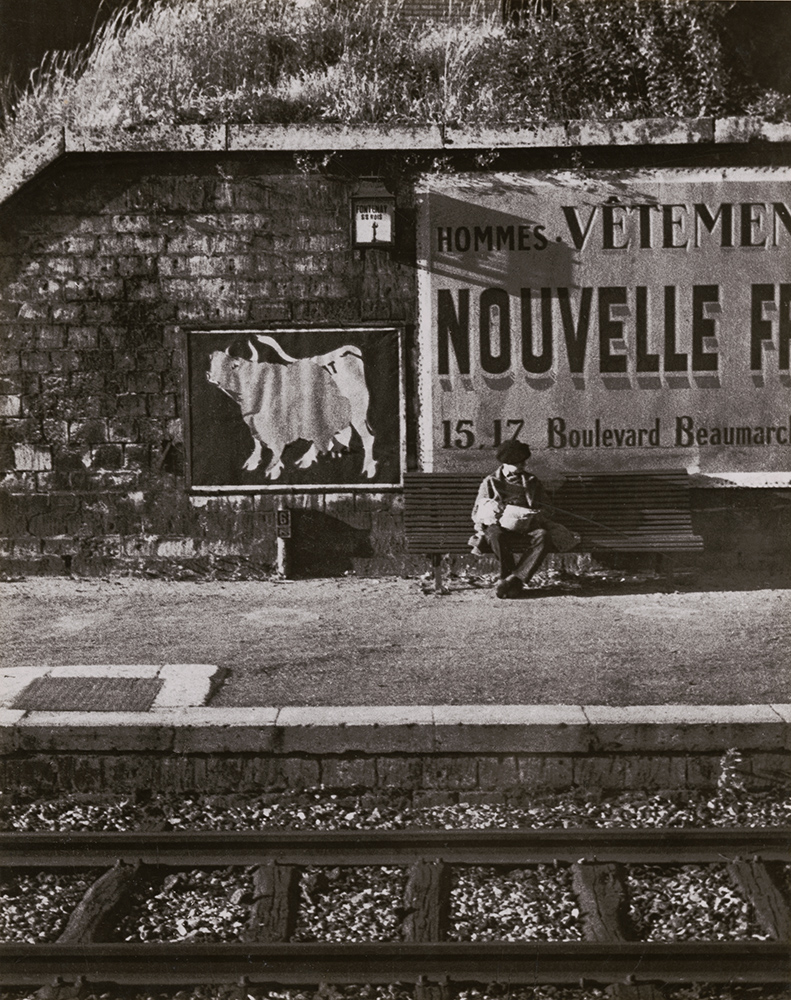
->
[484, 525, 550, 583]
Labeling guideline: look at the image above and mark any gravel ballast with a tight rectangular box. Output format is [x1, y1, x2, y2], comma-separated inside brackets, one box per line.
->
[628, 863, 770, 941]
[0, 869, 101, 943]
[293, 866, 407, 942]
[2, 986, 791, 1000]
[115, 868, 252, 943]
[3, 786, 789, 833]
[448, 864, 583, 942]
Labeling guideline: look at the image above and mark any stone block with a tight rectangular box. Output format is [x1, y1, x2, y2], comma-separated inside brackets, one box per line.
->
[444, 124, 570, 148]
[435, 723, 589, 754]
[515, 756, 573, 790]
[375, 757, 423, 788]
[320, 757, 377, 788]
[91, 444, 123, 469]
[147, 394, 176, 418]
[569, 118, 713, 146]
[0, 126, 64, 206]
[477, 756, 519, 788]
[714, 117, 791, 143]
[684, 754, 721, 789]
[228, 124, 443, 151]
[116, 395, 147, 419]
[21, 352, 52, 372]
[280, 757, 320, 789]
[66, 125, 226, 153]
[76, 257, 118, 279]
[572, 756, 628, 791]
[36, 326, 66, 349]
[170, 721, 279, 754]
[422, 757, 477, 790]
[746, 752, 790, 788]
[13, 444, 51, 471]
[67, 327, 99, 349]
[621, 755, 688, 790]
[0, 395, 21, 417]
[413, 790, 456, 808]
[15, 718, 175, 753]
[457, 791, 507, 806]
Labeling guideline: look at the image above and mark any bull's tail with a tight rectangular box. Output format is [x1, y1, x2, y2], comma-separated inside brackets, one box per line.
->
[253, 335, 298, 363]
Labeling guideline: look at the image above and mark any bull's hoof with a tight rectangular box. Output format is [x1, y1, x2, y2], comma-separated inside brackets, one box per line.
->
[264, 463, 284, 480]
[242, 459, 260, 471]
[362, 461, 378, 479]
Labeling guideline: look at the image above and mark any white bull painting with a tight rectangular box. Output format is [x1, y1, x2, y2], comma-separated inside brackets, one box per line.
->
[207, 335, 378, 480]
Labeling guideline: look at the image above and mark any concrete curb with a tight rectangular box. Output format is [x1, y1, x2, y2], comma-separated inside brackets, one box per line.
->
[3, 704, 789, 755]
[1, 118, 789, 206]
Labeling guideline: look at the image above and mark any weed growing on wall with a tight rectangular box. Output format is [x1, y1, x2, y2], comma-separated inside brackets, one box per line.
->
[1, 0, 789, 169]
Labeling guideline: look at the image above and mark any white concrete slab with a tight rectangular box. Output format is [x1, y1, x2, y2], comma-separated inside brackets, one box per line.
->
[0, 127, 64, 206]
[151, 707, 279, 726]
[583, 704, 782, 725]
[152, 664, 219, 708]
[0, 667, 52, 706]
[228, 124, 443, 151]
[0, 709, 27, 725]
[276, 705, 435, 727]
[66, 125, 226, 152]
[432, 705, 588, 726]
[17, 711, 177, 727]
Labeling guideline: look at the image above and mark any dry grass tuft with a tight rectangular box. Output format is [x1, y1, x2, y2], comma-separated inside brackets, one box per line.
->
[1, 0, 789, 170]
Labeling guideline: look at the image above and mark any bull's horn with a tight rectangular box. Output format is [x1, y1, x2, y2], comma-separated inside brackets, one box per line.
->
[248, 340, 257, 361]
[224, 346, 231, 355]
[254, 335, 298, 363]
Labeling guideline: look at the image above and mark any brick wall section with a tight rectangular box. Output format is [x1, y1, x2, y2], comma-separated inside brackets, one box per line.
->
[0, 153, 417, 576]
[2, 749, 784, 798]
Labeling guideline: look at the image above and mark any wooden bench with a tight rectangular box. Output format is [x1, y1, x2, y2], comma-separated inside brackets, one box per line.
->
[404, 470, 704, 591]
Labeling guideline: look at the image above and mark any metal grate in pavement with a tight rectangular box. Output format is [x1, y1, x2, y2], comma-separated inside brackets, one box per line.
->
[12, 676, 163, 712]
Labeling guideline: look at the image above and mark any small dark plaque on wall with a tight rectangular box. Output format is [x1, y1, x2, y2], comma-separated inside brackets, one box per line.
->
[186, 327, 404, 490]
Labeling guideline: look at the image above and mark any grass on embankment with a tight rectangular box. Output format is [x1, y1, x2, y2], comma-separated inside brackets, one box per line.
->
[1, 0, 790, 170]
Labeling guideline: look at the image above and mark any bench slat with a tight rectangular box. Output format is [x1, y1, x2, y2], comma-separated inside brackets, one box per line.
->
[403, 470, 703, 556]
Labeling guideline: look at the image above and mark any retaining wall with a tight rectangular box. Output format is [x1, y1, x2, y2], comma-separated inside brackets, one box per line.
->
[3, 709, 788, 798]
[1, 126, 791, 579]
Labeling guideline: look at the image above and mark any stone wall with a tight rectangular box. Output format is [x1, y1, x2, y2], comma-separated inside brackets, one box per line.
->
[4, 712, 786, 797]
[2, 139, 791, 581]
[0, 152, 418, 576]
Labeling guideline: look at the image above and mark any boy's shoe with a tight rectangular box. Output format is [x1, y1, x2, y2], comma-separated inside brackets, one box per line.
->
[495, 575, 521, 599]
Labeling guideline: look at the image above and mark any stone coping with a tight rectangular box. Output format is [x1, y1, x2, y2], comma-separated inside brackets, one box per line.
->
[2, 704, 788, 755]
[2, 117, 789, 206]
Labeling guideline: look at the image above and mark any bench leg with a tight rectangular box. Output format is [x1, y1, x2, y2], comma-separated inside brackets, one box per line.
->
[431, 554, 443, 593]
[656, 552, 675, 585]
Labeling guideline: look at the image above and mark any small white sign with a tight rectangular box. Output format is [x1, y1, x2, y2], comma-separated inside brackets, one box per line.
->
[354, 198, 395, 246]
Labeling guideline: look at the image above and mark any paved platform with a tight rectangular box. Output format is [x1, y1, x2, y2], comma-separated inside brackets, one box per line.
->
[1, 576, 789, 708]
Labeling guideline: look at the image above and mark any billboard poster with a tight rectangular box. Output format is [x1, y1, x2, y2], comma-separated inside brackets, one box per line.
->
[417, 168, 791, 479]
[186, 327, 403, 490]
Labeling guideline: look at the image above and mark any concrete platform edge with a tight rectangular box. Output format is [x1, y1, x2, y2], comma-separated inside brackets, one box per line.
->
[2, 704, 789, 755]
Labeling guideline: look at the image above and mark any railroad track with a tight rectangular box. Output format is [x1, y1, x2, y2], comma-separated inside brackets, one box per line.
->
[1, 828, 789, 993]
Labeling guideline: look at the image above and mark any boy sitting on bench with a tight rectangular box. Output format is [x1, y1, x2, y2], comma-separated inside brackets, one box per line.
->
[471, 439, 551, 599]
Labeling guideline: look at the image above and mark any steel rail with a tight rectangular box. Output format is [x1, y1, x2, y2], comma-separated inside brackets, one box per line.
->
[1, 941, 788, 986]
[2, 828, 789, 867]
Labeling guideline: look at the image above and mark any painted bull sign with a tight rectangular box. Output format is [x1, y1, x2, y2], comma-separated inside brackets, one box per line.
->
[187, 328, 402, 490]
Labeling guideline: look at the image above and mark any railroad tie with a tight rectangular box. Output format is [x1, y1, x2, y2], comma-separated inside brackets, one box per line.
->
[245, 860, 298, 943]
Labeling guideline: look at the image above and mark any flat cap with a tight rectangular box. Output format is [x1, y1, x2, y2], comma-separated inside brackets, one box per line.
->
[496, 439, 532, 464]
